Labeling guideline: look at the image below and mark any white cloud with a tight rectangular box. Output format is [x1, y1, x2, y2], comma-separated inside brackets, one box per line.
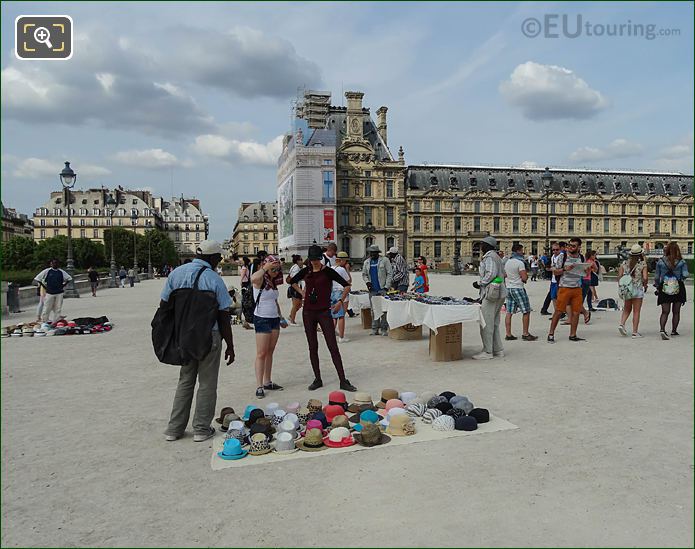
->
[113, 148, 180, 169]
[191, 134, 283, 166]
[95, 72, 115, 92]
[10, 157, 111, 179]
[658, 134, 693, 160]
[500, 61, 608, 121]
[569, 138, 643, 163]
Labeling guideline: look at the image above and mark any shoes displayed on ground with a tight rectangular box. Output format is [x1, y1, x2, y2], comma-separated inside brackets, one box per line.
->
[521, 334, 538, 341]
[193, 428, 215, 443]
[263, 382, 284, 391]
[471, 352, 494, 360]
[339, 379, 357, 392]
[255, 387, 265, 399]
[618, 325, 627, 336]
[631, 332, 643, 339]
[308, 378, 323, 391]
[660, 331, 671, 340]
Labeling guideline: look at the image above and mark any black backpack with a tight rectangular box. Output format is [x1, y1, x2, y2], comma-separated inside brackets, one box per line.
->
[151, 266, 219, 365]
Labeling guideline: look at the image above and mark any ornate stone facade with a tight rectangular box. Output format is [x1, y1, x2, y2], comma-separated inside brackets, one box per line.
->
[231, 202, 278, 257]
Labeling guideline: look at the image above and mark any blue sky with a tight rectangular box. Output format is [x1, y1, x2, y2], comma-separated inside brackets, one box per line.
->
[2, 1, 692, 240]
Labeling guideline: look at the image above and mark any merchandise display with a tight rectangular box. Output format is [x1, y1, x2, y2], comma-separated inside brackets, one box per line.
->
[3, 318, 114, 338]
[353, 423, 391, 447]
[376, 389, 399, 409]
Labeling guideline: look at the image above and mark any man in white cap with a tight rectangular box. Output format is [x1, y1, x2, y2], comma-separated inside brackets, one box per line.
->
[161, 239, 235, 443]
[387, 246, 409, 292]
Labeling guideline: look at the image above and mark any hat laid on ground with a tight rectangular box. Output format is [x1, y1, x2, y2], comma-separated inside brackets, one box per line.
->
[323, 426, 355, 448]
[367, 244, 382, 254]
[423, 409, 443, 424]
[242, 405, 259, 421]
[225, 427, 246, 445]
[354, 423, 391, 447]
[264, 403, 280, 419]
[453, 397, 474, 415]
[439, 391, 456, 401]
[324, 405, 346, 424]
[217, 438, 248, 460]
[283, 413, 301, 432]
[274, 431, 299, 454]
[348, 408, 380, 425]
[329, 415, 350, 431]
[399, 392, 417, 405]
[303, 419, 326, 436]
[307, 245, 324, 260]
[286, 402, 300, 415]
[449, 395, 467, 407]
[386, 415, 416, 436]
[296, 407, 311, 425]
[296, 428, 327, 451]
[418, 391, 436, 403]
[630, 244, 643, 256]
[432, 415, 456, 432]
[221, 413, 241, 432]
[196, 239, 224, 256]
[427, 395, 447, 409]
[379, 407, 407, 427]
[327, 391, 348, 411]
[387, 246, 399, 255]
[248, 420, 275, 440]
[377, 399, 405, 417]
[215, 406, 234, 423]
[406, 403, 427, 417]
[277, 420, 300, 441]
[245, 409, 265, 428]
[224, 420, 245, 436]
[347, 392, 376, 413]
[271, 409, 287, 426]
[337, 251, 349, 258]
[454, 416, 478, 431]
[478, 236, 498, 249]
[249, 433, 272, 455]
[312, 411, 329, 429]
[307, 399, 323, 413]
[469, 408, 490, 424]
[376, 389, 399, 409]
[446, 408, 466, 420]
[435, 402, 453, 414]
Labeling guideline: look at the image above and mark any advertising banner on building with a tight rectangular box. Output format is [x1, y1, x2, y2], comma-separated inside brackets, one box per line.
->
[322, 209, 334, 242]
[278, 176, 294, 245]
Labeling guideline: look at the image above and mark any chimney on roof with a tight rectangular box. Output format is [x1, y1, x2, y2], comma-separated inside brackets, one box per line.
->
[376, 106, 388, 146]
[345, 91, 364, 140]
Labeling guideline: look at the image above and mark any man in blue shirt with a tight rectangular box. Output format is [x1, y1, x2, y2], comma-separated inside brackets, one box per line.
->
[34, 259, 72, 322]
[162, 240, 235, 443]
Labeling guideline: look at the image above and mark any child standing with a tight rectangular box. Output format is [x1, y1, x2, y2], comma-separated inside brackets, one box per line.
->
[411, 268, 426, 293]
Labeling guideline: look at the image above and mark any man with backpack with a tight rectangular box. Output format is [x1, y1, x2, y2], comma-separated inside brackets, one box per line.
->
[548, 237, 591, 344]
[160, 240, 235, 443]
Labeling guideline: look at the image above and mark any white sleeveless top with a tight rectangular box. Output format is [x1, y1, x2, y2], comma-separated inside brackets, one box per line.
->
[253, 287, 279, 319]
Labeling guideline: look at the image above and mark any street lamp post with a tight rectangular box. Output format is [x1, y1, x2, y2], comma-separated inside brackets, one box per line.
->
[541, 167, 554, 255]
[131, 210, 140, 283]
[60, 162, 79, 298]
[452, 196, 461, 275]
[106, 194, 118, 288]
[146, 220, 153, 279]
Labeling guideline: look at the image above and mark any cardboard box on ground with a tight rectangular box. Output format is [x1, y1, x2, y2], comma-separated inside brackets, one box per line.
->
[389, 323, 423, 341]
[428, 324, 463, 361]
[361, 308, 372, 329]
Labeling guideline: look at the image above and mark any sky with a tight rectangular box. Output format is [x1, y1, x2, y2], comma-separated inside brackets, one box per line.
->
[2, 1, 693, 241]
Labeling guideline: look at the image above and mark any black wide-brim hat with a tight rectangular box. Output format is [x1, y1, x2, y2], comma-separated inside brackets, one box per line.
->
[245, 409, 265, 428]
[469, 408, 490, 423]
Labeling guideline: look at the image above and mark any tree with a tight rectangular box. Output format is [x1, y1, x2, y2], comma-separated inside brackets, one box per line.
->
[33, 235, 68, 270]
[73, 238, 106, 269]
[143, 229, 179, 269]
[103, 227, 178, 270]
[0, 236, 37, 270]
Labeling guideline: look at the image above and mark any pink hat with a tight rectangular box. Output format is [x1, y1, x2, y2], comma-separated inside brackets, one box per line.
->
[377, 399, 405, 417]
[303, 419, 325, 436]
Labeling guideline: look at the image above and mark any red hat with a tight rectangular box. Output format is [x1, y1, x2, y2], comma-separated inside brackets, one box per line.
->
[328, 391, 347, 410]
[323, 405, 346, 424]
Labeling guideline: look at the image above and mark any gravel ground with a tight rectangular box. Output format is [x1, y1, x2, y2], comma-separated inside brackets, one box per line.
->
[2, 273, 692, 547]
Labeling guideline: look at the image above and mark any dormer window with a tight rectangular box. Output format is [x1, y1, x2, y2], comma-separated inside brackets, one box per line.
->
[507, 177, 515, 189]
[579, 180, 587, 192]
[489, 178, 497, 189]
[526, 179, 534, 191]
[664, 182, 672, 195]
[469, 177, 477, 187]
[597, 181, 606, 193]
[647, 181, 656, 194]
[631, 180, 640, 193]
[680, 183, 688, 195]
[449, 171, 459, 190]
[82, 199, 87, 204]
[614, 179, 622, 192]
[562, 180, 571, 192]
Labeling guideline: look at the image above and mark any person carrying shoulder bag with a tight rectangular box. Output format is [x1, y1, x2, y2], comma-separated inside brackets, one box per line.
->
[472, 236, 506, 360]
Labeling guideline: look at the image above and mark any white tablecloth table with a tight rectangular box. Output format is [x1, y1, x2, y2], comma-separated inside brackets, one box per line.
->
[349, 292, 372, 310]
[370, 296, 484, 333]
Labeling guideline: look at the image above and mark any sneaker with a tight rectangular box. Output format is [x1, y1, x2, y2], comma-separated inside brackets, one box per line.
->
[370, 330, 380, 336]
[618, 325, 627, 336]
[255, 387, 265, 399]
[568, 335, 586, 342]
[539, 311, 551, 316]
[660, 331, 670, 340]
[193, 428, 215, 443]
[263, 382, 284, 391]
[308, 378, 323, 391]
[631, 332, 643, 339]
[339, 379, 357, 392]
[547, 335, 555, 344]
[493, 350, 505, 357]
[471, 352, 494, 360]
[671, 331, 680, 336]
[522, 334, 538, 341]
[165, 434, 181, 441]
[505, 335, 517, 341]
[337, 337, 350, 343]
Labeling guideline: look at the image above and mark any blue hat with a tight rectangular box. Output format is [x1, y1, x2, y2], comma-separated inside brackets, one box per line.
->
[242, 405, 260, 421]
[312, 411, 329, 429]
[360, 409, 380, 424]
[217, 438, 248, 460]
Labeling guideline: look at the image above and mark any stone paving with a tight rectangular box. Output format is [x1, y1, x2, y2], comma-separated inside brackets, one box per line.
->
[1, 274, 693, 547]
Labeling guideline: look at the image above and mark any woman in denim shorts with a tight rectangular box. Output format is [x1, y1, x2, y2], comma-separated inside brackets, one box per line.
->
[250, 255, 287, 399]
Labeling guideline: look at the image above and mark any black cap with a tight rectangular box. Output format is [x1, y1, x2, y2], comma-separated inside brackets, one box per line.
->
[308, 245, 323, 260]
[454, 416, 478, 431]
[435, 402, 453, 413]
[468, 408, 490, 424]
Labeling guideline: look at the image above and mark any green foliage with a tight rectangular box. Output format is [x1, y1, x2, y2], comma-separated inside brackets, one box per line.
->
[103, 228, 178, 269]
[0, 236, 37, 270]
[33, 235, 68, 269]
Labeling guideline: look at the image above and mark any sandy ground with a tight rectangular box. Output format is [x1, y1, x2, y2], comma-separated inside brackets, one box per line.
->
[1, 273, 693, 547]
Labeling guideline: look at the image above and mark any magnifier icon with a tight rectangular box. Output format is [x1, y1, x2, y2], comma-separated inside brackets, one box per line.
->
[33, 27, 53, 49]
